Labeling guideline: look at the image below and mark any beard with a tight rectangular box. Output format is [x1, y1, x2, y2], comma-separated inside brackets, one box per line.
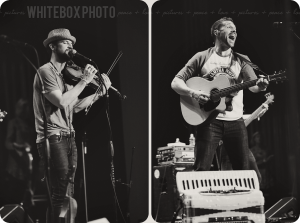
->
[227, 39, 235, 48]
[55, 49, 72, 63]
[218, 34, 235, 48]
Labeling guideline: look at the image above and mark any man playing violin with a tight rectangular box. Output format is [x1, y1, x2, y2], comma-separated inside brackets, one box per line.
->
[33, 28, 111, 223]
[171, 17, 269, 171]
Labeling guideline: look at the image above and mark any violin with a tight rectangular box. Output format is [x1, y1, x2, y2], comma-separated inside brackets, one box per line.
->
[63, 51, 125, 114]
[63, 51, 123, 92]
[63, 61, 104, 91]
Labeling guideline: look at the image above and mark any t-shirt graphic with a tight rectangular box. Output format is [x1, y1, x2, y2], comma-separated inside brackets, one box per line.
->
[201, 51, 243, 120]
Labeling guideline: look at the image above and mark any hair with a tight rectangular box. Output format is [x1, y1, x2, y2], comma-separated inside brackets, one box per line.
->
[46, 40, 60, 55]
[210, 17, 234, 42]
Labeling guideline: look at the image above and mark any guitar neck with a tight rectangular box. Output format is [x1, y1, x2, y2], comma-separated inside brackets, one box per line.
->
[212, 72, 285, 100]
[215, 79, 258, 99]
[244, 104, 265, 127]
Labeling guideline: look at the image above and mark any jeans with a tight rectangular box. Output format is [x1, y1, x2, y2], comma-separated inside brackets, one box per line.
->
[37, 133, 77, 222]
[219, 145, 262, 183]
[193, 118, 249, 171]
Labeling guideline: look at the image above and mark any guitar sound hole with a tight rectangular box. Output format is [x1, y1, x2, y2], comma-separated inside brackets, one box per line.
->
[200, 100, 221, 112]
[210, 88, 220, 102]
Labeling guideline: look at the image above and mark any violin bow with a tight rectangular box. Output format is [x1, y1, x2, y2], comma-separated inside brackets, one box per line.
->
[85, 51, 123, 115]
[106, 51, 123, 76]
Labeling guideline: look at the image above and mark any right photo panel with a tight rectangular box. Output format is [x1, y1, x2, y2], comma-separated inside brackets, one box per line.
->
[152, 0, 300, 222]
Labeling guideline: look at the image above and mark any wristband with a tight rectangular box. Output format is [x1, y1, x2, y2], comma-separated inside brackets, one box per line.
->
[81, 78, 88, 85]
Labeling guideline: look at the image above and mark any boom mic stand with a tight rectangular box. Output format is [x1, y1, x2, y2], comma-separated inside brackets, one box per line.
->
[13, 45, 54, 223]
[105, 91, 118, 223]
[289, 27, 300, 41]
[116, 146, 135, 223]
[104, 86, 127, 223]
[79, 131, 89, 223]
[79, 52, 126, 223]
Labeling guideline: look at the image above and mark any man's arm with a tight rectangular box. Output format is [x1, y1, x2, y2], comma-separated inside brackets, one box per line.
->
[249, 75, 269, 93]
[72, 73, 112, 113]
[45, 80, 87, 109]
[238, 55, 269, 93]
[72, 93, 99, 113]
[44, 64, 98, 109]
[171, 52, 210, 105]
[171, 77, 194, 97]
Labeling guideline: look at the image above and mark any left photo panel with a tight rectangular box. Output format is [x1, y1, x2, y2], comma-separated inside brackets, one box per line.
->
[0, 0, 148, 223]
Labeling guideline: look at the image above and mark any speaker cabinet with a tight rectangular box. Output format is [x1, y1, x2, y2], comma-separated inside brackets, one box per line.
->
[152, 164, 193, 222]
[0, 204, 34, 223]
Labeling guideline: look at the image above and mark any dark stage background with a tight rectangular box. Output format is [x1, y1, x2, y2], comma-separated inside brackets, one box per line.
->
[152, 0, 300, 215]
[0, 0, 148, 222]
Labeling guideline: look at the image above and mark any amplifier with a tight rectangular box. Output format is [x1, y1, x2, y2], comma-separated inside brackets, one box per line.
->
[152, 164, 193, 222]
[156, 145, 194, 165]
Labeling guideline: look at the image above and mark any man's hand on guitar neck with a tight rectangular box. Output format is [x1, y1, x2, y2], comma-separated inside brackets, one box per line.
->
[256, 75, 269, 91]
[189, 89, 210, 105]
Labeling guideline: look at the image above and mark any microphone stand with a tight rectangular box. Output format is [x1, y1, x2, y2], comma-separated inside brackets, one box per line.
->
[77, 52, 126, 223]
[105, 91, 118, 223]
[116, 146, 135, 223]
[289, 27, 300, 41]
[14, 46, 54, 223]
[80, 131, 89, 223]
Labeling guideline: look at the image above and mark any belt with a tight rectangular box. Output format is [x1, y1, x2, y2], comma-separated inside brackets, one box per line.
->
[55, 131, 75, 138]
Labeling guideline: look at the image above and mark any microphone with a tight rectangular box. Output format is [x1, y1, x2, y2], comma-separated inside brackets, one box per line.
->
[273, 22, 300, 28]
[109, 86, 127, 100]
[0, 35, 31, 47]
[68, 49, 127, 100]
[68, 49, 93, 62]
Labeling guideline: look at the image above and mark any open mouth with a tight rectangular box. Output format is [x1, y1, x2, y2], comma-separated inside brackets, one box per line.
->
[229, 35, 235, 41]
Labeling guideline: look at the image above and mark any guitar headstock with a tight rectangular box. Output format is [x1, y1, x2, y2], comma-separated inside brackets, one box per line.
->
[271, 70, 287, 84]
[264, 93, 274, 104]
[0, 110, 7, 122]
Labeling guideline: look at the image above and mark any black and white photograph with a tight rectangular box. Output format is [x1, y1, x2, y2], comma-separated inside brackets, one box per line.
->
[1, 0, 300, 223]
[0, 0, 148, 223]
[152, 0, 300, 222]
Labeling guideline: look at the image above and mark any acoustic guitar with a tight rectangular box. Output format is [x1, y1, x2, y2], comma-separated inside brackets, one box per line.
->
[180, 71, 286, 126]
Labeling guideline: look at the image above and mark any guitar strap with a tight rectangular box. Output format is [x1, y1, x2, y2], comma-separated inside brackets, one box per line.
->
[232, 52, 268, 76]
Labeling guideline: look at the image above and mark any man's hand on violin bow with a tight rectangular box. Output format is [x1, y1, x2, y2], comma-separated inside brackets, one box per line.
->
[101, 73, 111, 90]
[94, 74, 112, 98]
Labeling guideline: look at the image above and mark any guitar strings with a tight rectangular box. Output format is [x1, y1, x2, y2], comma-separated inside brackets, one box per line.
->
[209, 73, 283, 98]
[210, 79, 257, 97]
